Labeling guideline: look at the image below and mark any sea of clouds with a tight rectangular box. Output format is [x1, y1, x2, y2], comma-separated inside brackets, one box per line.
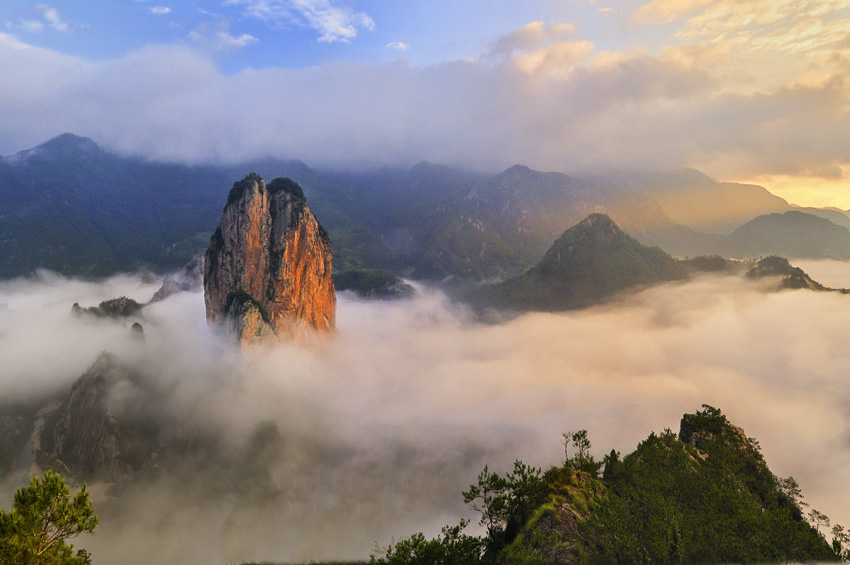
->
[2, 263, 850, 563]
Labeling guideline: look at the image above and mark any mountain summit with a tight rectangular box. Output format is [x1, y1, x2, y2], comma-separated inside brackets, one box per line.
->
[473, 213, 686, 311]
[204, 173, 335, 346]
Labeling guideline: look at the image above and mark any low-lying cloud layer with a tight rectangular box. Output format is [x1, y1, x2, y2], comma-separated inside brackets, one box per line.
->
[2, 267, 850, 563]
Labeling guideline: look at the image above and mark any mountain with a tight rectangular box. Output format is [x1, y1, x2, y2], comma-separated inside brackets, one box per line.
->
[0, 136, 674, 281]
[746, 255, 834, 291]
[0, 134, 245, 277]
[3, 133, 848, 282]
[375, 406, 838, 564]
[593, 168, 791, 235]
[504, 406, 837, 563]
[470, 214, 687, 312]
[40, 352, 166, 482]
[467, 214, 848, 313]
[332, 269, 415, 299]
[722, 210, 850, 260]
[204, 174, 335, 346]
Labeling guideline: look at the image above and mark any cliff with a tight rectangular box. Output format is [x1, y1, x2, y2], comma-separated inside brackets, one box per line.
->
[204, 173, 335, 345]
[150, 251, 205, 303]
[42, 353, 164, 482]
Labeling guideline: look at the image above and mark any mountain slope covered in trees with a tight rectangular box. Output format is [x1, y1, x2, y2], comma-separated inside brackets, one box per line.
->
[5, 134, 849, 282]
[373, 406, 843, 564]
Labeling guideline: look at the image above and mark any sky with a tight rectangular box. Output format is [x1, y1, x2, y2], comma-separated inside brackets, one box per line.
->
[1, 0, 849, 208]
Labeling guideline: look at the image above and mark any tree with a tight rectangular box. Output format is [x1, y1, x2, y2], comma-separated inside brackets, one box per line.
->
[504, 460, 545, 528]
[564, 429, 602, 475]
[462, 465, 509, 543]
[0, 470, 98, 565]
[808, 508, 830, 536]
[370, 519, 483, 565]
[831, 523, 849, 558]
[777, 476, 807, 509]
[461, 460, 545, 557]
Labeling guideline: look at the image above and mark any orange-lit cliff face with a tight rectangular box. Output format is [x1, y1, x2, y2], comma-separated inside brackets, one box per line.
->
[204, 174, 335, 346]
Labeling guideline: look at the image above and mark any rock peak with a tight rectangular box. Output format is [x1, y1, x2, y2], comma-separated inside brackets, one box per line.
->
[204, 174, 335, 346]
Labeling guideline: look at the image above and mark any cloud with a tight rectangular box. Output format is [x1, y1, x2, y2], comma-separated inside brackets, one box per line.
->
[386, 41, 408, 51]
[18, 20, 45, 33]
[36, 5, 70, 32]
[489, 21, 576, 58]
[13, 4, 72, 33]
[225, 0, 375, 43]
[633, 0, 716, 24]
[0, 7, 849, 199]
[634, 1, 850, 89]
[150, 6, 172, 16]
[3, 268, 850, 563]
[187, 23, 258, 51]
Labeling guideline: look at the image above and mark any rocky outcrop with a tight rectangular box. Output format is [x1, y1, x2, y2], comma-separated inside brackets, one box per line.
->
[150, 251, 205, 303]
[204, 174, 335, 345]
[72, 296, 144, 318]
[746, 255, 827, 291]
[48, 352, 163, 482]
[222, 291, 279, 348]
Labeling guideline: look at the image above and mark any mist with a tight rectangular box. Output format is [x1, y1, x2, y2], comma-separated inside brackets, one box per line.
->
[2, 266, 850, 563]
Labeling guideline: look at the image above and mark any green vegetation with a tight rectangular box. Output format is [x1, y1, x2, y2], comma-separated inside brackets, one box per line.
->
[472, 214, 687, 312]
[5, 135, 850, 281]
[267, 177, 306, 203]
[333, 269, 414, 299]
[680, 255, 742, 273]
[0, 470, 97, 564]
[746, 255, 827, 290]
[227, 172, 265, 208]
[373, 406, 841, 564]
[71, 296, 143, 318]
[239, 562, 366, 565]
[224, 290, 274, 327]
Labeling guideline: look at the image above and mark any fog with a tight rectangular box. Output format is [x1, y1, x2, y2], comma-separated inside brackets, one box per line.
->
[2, 267, 850, 563]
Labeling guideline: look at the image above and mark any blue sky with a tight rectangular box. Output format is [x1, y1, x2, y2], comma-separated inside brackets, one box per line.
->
[2, 0, 850, 207]
[2, 1, 611, 69]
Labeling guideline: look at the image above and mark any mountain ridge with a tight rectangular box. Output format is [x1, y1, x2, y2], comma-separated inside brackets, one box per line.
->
[2, 133, 848, 282]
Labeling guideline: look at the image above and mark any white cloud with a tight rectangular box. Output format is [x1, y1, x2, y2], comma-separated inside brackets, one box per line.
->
[150, 6, 172, 16]
[188, 23, 258, 51]
[213, 31, 258, 49]
[386, 41, 408, 51]
[36, 4, 70, 31]
[225, 0, 375, 43]
[19, 20, 45, 33]
[4, 269, 850, 562]
[490, 21, 576, 58]
[1, 6, 850, 200]
[14, 5, 72, 33]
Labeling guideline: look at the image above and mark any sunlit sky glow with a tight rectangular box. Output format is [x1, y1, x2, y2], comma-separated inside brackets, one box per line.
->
[1, 0, 849, 208]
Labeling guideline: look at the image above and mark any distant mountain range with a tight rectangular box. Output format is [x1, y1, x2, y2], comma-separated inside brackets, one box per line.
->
[469, 214, 687, 311]
[2, 133, 849, 280]
[468, 213, 847, 313]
